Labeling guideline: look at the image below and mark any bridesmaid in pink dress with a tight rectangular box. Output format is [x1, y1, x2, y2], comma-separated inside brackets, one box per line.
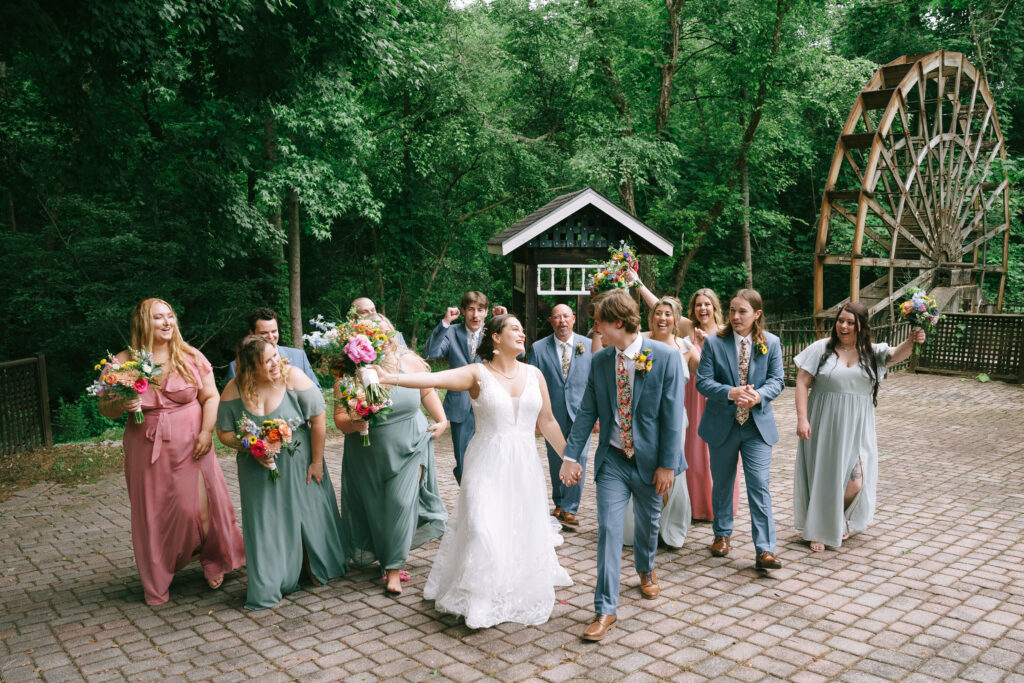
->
[100, 298, 245, 605]
[685, 289, 738, 522]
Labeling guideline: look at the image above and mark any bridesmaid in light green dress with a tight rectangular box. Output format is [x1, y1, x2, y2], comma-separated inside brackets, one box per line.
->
[216, 335, 348, 609]
[793, 303, 924, 551]
[334, 333, 448, 595]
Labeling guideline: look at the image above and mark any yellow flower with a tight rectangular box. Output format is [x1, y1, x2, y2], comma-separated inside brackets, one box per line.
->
[94, 364, 101, 371]
[758, 343, 768, 355]
[646, 361, 653, 371]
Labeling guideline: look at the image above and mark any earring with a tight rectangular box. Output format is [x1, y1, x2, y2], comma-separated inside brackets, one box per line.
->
[492, 348, 500, 355]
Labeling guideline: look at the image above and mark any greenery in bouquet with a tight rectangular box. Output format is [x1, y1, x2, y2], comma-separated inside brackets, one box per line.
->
[588, 241, 641, 296]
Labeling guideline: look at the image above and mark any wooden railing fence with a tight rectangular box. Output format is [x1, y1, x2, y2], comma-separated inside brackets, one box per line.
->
[0, 354, 53, 457]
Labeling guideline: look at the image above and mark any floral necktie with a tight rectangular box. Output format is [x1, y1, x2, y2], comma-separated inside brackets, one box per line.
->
[469, 331, 480, 360]
[561, 342, 571, 379]
[736, 338, 750, 425]
[616, 353, 634, 458]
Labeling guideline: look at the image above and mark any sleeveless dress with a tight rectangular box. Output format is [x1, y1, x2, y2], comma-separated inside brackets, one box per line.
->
[623, 339, 692, 548]
[216, 386, 348, 610]
[340, 370, 447, 570]
[685, 333, 738, 521]
[424, 366, 572, 629]
[792, 339, 891, 547]
[122, 350, 245, 606]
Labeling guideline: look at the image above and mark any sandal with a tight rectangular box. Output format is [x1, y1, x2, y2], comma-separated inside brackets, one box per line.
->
[809, 542, 825, 552]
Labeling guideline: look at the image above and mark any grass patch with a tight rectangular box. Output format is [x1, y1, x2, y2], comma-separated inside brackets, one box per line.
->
[0, 440, 126, 503]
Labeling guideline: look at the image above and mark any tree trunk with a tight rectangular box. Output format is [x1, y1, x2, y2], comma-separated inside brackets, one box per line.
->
[742, 163, 752, 287]
[263, 115, 288, 321]
[656, 0, 687, 135]
[670, 0, 792, 295]
[286, 187, 302, 348]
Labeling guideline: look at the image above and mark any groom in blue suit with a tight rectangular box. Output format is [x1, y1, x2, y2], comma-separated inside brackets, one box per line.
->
[528, 303, 592, 530]
[697, 289, 785, 570]
[561, 290, 685, 641]
[424, 291, 505, 484]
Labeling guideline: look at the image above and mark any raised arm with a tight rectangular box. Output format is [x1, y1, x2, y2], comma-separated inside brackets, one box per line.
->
[886, 329, 926, 366]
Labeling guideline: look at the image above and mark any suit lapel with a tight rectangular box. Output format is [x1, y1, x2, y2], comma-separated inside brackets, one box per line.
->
[456, 323, 472, 362]
[631, 344, 647, 413]
[549, 337, 567, 385]
[722, 334, 740, 386]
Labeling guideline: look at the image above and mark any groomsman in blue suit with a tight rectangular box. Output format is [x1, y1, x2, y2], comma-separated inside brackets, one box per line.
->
[696, 289, 785, 571]
[424, 291, 506, 484]
[528, 303, 592, 531]
[560, 290, 685, 641]
[226, 307, 318, 384]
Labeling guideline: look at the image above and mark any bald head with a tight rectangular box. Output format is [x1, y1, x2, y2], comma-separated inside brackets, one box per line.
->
[351, 298, 376, 319]
[549, 304, 576, 341]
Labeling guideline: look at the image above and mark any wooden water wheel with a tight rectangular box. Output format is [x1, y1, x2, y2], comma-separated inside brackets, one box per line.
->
[813, 51, 1010, 323]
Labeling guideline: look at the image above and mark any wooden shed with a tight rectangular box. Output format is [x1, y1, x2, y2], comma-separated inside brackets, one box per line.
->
[488, 188, 674, 342]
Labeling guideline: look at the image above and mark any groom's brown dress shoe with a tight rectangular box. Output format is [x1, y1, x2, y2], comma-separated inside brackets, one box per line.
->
[711, 535, 730, 557]
[551, 506, 562, 517]
[638, 571, 659, 599]
[559, 510, 580, 530]
[755, 551, 782, 570]
[582, 614, 617, 641]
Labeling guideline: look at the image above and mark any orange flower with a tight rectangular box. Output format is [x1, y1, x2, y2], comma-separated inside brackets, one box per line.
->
[278, 423, 292, 440]
[266, 428, 282, 442]
[103, 374, 118, 385]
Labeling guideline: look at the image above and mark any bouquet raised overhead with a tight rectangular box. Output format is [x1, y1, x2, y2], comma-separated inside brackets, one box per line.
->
[899, 286, 942, 354]
[303, 310, 395, 445]
[86, 348, 163, 423]
[588, 241, 641, 296]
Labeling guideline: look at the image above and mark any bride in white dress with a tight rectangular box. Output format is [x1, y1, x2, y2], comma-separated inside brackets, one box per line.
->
[373, 314, 572, 628]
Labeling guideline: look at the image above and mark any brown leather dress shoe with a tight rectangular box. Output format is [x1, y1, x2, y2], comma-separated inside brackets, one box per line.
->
[638, 571, 659, 599]
[582, 614, 617, 641]
[755, 551, 782, 569]
[559, 510, 580, 530]
[710, 535, 730, 557]
[551, 505, 562, 517]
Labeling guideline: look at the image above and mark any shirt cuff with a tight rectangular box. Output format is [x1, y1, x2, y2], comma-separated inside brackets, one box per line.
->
[441, 321, 451, 328]
[563, 456, 578, 463]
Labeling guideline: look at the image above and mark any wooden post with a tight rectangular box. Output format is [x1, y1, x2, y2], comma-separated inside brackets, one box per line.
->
[35, 352, 52, 447]
[525, 262, 537, 344]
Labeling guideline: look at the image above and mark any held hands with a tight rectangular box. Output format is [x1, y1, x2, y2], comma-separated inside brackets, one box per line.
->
[796, 417, 812, 440]
[307, 460, 323, 484]
[192, 431, 213, 459]
[491, 305, 508, 317]
[559, 459, 583, 487]
[426, 420, 448, 440]
[443, 307, 461, 324]
[729, 384, 761, 409]
[652, 467, 674, 497]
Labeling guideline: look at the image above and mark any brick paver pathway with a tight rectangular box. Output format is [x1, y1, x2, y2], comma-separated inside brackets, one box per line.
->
[2, 373, 1023, 682]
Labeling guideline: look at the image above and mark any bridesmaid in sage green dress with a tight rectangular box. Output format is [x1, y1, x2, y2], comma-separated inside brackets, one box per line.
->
[216, 335, 347, 610]
[793, 302, 924, 552]
[335, 330, 448, 595]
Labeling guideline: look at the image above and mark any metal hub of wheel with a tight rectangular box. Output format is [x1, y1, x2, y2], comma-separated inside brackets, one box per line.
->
[813, 51, 1010, 322]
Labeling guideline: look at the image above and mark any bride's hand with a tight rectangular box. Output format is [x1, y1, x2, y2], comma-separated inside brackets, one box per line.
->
[368, 364, 397, 385]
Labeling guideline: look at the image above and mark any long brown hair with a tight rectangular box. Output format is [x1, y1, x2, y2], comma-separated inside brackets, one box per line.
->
[818, 302, 881, 406]
[235, 335, 291, 405]
[687, 288, 724, 330]
[719, 288, 767, 349]
[130, 298, 199, 387]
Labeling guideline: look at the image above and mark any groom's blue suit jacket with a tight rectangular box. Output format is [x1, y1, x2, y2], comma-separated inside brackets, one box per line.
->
[563, 338, 686, 484]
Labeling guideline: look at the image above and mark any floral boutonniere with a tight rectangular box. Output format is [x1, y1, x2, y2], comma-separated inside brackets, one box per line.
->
[756, 341, 768, 356]
[635, 349, 654, 375]
[575, 342, 586, 356]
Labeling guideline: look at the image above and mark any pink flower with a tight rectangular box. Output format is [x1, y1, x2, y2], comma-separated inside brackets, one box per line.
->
[344, 335, 377, 364]
[134, 378, 149, 394]
[250, 440, 267, 458]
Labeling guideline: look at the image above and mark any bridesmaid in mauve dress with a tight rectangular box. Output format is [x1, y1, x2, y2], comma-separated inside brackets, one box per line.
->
[685, 288, 738, 522]
[100, 298, 245, 606]
[216, 335, 348, 610]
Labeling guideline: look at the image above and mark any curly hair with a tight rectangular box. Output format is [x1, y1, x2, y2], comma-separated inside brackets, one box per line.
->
[235, 335, 291, 405]
[130, 298, 200, 387]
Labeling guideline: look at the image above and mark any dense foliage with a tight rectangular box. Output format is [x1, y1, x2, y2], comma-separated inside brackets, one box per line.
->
[1, 0, 1021, 436]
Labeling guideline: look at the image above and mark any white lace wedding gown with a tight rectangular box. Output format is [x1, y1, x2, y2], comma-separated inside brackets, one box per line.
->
[424, 366, 572, 629]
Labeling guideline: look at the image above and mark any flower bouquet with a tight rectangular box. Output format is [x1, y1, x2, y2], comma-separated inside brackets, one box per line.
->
[235, 412, 303, 483]
[337, 375, 393, 446]
[86, 348, 163, 423]
[588, 241, 641, 296]
[304, 310, 396, 445]
[899, 287, 942, 354]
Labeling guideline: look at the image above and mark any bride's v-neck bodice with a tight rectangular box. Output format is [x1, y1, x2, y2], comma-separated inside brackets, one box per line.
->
[471, 365, 541, 436]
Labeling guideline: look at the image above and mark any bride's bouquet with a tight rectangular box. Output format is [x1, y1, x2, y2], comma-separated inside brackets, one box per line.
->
[588, 241, 641, 296]
[304, 310, 395, 445]
[86, 348, 163, 423]
[899, 287, 942, 354]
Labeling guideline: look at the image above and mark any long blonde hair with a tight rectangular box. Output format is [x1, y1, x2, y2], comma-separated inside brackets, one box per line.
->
[235, 335, 291, 405]
[647, 296, 684, 345]
[130, 298, 199, 387]
[687, 288, 724, 330]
